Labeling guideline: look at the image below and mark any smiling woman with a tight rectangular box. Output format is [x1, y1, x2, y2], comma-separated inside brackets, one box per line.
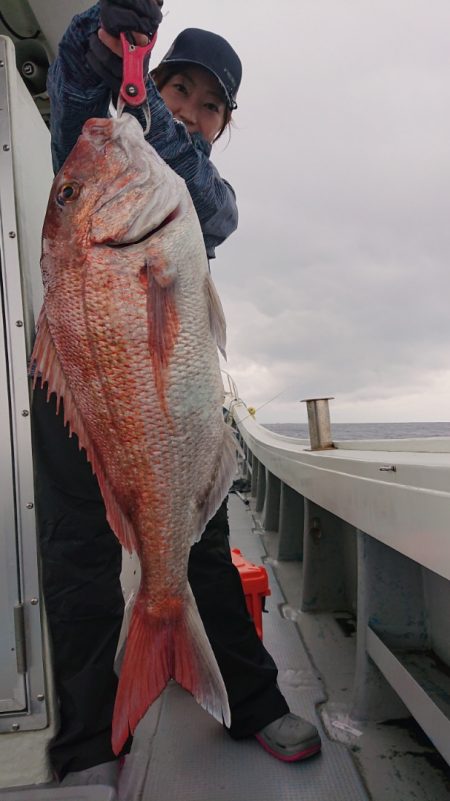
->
[150, 26, 241, 143]
[30, 1, 321, 789]
[156, 67, 228, 143]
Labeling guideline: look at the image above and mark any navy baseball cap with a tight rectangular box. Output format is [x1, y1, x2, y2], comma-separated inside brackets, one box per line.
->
[158, 28, 242, 110]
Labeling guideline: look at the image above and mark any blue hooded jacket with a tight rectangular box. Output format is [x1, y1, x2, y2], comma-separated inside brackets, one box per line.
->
[47, 4, 238, 259]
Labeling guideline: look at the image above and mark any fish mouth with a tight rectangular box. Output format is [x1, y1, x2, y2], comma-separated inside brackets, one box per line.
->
[105, 205, 180, 249]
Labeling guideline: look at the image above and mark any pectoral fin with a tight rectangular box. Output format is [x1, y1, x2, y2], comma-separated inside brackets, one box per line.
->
[143, 256, 180, 413]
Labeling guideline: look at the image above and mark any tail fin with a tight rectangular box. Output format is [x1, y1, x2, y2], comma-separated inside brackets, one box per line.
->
[112, 585, 230, 755]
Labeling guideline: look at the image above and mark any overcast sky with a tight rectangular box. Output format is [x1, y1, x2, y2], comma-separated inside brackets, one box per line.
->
[149, 0, 450, 423]
[108, 3, 450, 422]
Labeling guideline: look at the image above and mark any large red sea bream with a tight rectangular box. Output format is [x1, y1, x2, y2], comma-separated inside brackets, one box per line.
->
[31, 114, 236, 753]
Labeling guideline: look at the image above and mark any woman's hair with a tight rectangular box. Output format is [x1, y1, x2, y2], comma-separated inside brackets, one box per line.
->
[151, 63, 232, 142]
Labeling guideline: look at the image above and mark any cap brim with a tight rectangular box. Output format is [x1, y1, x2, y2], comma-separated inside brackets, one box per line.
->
[159, 57, 237, 110]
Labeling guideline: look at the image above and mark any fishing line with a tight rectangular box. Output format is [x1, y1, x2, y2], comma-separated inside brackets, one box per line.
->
[235, 384, 299, 424]
[221, 369, 302, 423]
[253, 388, 290, 414]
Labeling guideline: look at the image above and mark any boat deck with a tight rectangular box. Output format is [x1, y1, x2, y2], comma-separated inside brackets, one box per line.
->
[118, 492, 450, 801]
[1, 492, 449, 801]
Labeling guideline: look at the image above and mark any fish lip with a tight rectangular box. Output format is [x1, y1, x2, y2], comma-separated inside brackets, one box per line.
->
[104, 205, 181, 249]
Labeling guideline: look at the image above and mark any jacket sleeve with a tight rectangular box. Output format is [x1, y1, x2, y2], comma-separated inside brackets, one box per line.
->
[47, 4, 238, 258]
[47, 6, 111, 175]
[143, 87, 238, 258]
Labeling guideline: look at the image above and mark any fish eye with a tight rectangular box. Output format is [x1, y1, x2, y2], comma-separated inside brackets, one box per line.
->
[57, 182, 80, 206]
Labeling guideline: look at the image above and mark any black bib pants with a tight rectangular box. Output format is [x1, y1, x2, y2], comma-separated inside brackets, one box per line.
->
[32, 383, 289, 778]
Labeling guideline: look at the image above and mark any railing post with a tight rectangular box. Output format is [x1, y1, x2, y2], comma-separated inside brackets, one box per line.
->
[278, 482, 304, 560]
[251, 456, 259, 497]
[301, 397, 335, 450]
[302, 498, 348, 611]
[255, 464, 266, 513]
[262, 471, 280, 532]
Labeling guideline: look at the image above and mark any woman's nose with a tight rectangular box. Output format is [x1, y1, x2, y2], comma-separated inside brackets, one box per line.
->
[178, 103, 197, 128]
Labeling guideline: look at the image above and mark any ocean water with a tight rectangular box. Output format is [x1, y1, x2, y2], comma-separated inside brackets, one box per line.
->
[263, 422, 450, 440]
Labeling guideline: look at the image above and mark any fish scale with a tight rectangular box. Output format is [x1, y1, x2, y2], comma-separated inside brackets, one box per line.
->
[31, 113, 236, 754]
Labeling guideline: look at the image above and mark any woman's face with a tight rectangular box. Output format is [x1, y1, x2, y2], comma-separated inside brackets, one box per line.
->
[159, 65, 228, 143]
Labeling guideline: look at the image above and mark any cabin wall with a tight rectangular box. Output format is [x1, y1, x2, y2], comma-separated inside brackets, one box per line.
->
[0, 35, 56, 787]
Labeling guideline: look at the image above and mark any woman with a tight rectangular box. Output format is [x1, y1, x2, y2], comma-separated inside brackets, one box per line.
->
[35, 0, 321, 787]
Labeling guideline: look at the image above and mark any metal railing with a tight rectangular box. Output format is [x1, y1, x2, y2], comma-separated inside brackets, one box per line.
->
[225, 384, 450, 766]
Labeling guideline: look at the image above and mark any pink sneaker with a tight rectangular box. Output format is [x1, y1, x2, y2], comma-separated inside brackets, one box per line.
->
[255, 713, 322, 763]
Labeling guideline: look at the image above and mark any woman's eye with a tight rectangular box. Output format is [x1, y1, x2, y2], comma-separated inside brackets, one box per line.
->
[173, 82, 188, 95]
[56, 182, 80, 206]
[204, 102, 220, 113]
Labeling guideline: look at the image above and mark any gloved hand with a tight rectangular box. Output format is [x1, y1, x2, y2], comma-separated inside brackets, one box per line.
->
[100, 0, 163, 38]
[86, 32, 124, 94]
[86, 0, 163, 93]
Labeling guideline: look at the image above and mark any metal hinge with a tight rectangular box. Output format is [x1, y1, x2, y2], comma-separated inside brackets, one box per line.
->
[14, 603, 27, 673]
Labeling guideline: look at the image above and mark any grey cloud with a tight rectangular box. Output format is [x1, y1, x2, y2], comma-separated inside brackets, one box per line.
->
[162, 0, 450, 421]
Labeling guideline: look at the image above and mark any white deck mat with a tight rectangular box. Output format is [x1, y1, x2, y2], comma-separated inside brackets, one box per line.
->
[119, 494, 369, 801]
